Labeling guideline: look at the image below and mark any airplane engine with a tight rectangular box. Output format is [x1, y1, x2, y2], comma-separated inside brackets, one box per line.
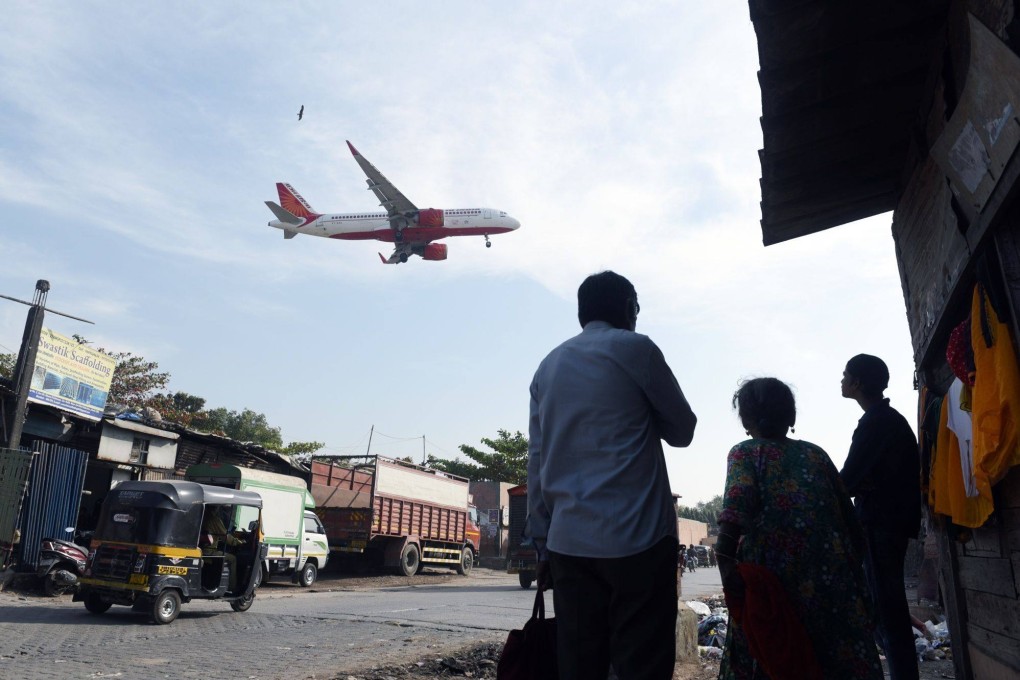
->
[422, 243, 448, 261]
[417, 208, 444, 228]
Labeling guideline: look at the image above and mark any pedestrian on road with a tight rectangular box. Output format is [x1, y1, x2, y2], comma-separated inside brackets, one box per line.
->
[841, 354, 922, 680]
[526, 270, 697, 680]
[716, 377, 882, 680]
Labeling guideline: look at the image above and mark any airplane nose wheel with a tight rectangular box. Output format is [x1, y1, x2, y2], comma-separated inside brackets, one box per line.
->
[395, 230, 404, 243]
[484, 235, 491, 248]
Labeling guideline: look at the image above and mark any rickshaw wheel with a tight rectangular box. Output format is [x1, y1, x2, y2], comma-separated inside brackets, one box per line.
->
[231, 592, 255, 612]
[518, 571, 534, 589]
[151, 590, 181, 625]
[84, 592, 112, 614]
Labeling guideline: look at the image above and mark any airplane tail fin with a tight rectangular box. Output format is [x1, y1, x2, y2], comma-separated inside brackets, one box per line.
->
[276, 183, 320, 220]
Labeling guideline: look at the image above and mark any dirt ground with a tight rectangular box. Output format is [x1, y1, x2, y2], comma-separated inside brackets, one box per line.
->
[328, 639, 957, 680]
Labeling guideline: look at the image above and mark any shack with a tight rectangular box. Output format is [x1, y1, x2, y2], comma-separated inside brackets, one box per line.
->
[748, 2, 1020, 677]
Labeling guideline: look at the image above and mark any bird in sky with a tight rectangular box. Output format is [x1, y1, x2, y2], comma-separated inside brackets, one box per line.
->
[297, 105, 304, 121]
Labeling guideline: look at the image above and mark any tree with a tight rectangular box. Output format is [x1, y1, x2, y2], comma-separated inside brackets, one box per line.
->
[677, 494, 723, 528]
[73, 335, 170, 409]
[199, 407, 322, 456]
[428, 429, 528, 484]
[0, 352, 14, 380]
[145, 391, 207, 427]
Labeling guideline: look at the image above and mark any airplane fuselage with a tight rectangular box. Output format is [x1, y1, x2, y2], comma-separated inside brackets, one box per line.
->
[268, 207, 518, 244]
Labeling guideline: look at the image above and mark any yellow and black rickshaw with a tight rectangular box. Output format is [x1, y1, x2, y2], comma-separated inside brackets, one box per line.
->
[74, 480, 267, 624]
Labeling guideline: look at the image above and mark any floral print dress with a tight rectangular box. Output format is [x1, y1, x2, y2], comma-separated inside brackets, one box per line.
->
[718, 438, 882, 680]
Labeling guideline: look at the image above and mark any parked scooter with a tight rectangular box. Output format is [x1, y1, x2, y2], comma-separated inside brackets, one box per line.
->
[38, 532, 89, 597]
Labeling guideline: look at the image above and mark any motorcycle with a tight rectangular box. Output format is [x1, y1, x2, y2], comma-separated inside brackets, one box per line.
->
[685, 554, 699, 573]
[38, 533, 89, 597]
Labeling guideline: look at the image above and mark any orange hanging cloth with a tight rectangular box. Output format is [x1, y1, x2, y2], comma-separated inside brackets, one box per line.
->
[970, 284, 1020, 497]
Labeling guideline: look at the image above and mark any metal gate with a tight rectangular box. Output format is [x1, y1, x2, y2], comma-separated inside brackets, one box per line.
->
[16, 442, 89, 571]
[0, 447, 35, 570]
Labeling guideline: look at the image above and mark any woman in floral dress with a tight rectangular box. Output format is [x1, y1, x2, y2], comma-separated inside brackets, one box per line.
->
[716, 377, 882, 680]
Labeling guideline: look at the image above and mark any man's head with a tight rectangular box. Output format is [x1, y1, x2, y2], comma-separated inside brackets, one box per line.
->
[577, 271, 639, 331]
[842, 354, 889, 399]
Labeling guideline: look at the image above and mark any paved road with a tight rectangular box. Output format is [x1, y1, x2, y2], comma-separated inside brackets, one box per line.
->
[0, 567, 722, 680]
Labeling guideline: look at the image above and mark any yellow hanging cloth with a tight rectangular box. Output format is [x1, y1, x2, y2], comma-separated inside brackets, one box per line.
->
[932, 396, 994, 527]
[970, 285, 1020, 497]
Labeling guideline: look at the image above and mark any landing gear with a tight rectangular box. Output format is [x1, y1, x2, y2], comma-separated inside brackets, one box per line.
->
[394, 229, 404, 243]
[399, 253, 408, 263]
[484, 235, 491, 248]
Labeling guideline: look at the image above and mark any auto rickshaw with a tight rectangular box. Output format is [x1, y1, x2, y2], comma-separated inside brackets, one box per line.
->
[73, 480, 267, 624]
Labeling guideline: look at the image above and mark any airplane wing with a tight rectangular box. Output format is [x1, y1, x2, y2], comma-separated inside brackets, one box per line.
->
[346, 141, 418, 227]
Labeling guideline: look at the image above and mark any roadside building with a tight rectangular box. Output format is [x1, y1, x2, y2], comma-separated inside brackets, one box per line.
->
[748, 2, 1020, 676]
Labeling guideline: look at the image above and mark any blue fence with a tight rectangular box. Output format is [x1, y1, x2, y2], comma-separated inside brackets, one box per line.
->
[17, 442, 89, 571]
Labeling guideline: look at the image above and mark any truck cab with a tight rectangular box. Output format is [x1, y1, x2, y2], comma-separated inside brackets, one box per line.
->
[185, 464, 328, 587]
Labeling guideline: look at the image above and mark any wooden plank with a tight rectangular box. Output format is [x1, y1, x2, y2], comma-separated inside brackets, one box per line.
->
[958, 555, 1017, 597]
[893, 153, 971, 363]
[964, 526, 1005, 558]
[965, 589, 1020, 639]
[937, 521, 974, 679]
[967, 629, 1020, 678]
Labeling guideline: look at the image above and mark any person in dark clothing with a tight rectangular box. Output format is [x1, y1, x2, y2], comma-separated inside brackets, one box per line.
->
[841, 354, 921, 680]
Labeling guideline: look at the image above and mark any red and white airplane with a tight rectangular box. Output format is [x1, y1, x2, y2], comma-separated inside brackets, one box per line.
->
[265, 141, 520, 264]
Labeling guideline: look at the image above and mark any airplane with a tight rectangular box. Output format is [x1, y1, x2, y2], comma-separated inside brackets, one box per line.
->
[264, 141, 520, 264]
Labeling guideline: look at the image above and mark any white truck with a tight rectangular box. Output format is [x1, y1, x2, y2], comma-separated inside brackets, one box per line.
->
[185, 463, 329, 587]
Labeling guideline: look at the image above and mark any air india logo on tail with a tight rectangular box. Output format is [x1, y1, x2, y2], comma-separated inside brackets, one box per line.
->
[277, 183, 318, 219]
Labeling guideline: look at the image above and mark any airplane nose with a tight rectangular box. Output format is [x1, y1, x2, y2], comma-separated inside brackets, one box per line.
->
[510, 217, 521, 230]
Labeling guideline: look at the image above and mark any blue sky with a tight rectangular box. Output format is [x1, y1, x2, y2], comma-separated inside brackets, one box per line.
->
[0, 2, 916, 504]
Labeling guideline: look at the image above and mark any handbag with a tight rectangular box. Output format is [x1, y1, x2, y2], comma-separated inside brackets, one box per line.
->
[496, 587, 558, 680]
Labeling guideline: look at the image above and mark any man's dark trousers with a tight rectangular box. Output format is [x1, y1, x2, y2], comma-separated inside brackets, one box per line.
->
[549, 536, 677, 680]
[863, 529, 919, 680]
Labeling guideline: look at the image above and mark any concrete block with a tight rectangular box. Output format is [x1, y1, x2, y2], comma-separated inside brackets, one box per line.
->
[676, 601, 699, 661]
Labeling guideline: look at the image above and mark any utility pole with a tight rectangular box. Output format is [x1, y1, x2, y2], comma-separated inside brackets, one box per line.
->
[0, 280, 93, 449]
[422, 435, 426, 466]
[365, 425, 374, 456]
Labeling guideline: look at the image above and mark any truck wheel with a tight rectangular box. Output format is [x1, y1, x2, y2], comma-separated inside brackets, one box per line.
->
[84, 592, 112, 614]
[399, 544, 420, 577]
[456, 547, 474, 576]
[151, 590, 181, 625]
[299, 561, 317, 587]
[518, 572, 534, 589]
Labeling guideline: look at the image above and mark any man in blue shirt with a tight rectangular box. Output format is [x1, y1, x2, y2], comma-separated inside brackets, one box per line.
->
[527, 271, 697, 680]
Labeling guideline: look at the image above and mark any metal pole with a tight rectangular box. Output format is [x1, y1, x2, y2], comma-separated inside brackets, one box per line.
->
[365, 425, 374, 456]
[5, 281, 49, 449]
[422, 435, 426, 466]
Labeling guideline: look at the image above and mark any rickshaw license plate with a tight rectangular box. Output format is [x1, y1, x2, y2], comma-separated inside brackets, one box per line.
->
[157, 565, 188, 575]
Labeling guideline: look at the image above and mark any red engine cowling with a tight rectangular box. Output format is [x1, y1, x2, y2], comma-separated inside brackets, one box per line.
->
[417, 208, 444, 228]
[422, 243, 448, 261]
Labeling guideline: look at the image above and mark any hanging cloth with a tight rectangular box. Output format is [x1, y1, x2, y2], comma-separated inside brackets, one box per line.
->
[932, 396, 994, 527]
[946, 378, 977, 497]
[970, 284, 1020, 495]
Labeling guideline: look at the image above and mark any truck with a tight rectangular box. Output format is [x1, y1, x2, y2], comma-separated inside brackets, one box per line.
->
[185, 464, 329, 587]
[310, 455, 480, 577]
[505, 483, 537, 589]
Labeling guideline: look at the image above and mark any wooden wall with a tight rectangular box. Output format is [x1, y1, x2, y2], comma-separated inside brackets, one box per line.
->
[895, 4, 1020, 677]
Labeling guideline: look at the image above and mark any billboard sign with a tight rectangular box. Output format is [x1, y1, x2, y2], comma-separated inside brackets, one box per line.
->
[28, 328, 116, 421]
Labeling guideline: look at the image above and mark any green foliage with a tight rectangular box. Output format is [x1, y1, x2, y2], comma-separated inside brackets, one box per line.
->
[0, 352, 14, 380]
[677, 494, 723, 527]
[64, 337, 320, 456]
[145, 391, 207, 427]
[198, 407, 321, 456]
[428, 429, 528, 484]
[73, 335, 170, 408]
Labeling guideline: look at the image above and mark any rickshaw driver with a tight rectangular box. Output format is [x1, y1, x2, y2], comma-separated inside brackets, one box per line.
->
[201, 508, 243, 591]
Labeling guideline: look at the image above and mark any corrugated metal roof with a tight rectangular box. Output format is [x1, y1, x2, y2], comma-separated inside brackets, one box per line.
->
[749, 0, 950, 245]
